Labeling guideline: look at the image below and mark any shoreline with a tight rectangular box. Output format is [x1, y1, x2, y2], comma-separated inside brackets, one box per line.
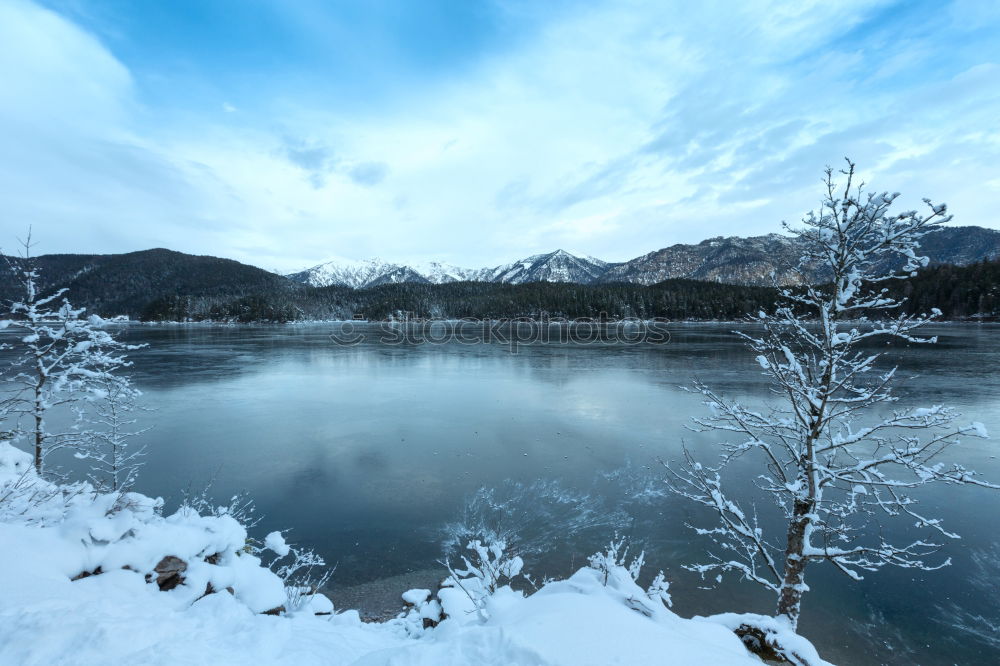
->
[323, 567, 448, 622]
[125, 317, 998, 326]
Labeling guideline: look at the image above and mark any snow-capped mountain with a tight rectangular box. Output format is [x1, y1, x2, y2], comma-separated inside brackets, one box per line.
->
[490, 250, 608, 284]
[287, 226, 1000, 289]
[599, 226, 1000, 286]
[287, 250, 611, 288]
[286, 258, 430, 289]
[409, 261, 495, 284]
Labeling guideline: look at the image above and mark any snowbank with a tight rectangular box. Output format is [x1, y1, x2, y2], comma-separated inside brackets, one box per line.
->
[0, 443, 827, 665]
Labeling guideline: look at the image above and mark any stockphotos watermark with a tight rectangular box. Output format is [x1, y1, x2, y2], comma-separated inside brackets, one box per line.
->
[328, 315, 671, 353]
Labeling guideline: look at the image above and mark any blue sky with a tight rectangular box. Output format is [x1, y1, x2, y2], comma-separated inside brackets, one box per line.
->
[1, 0, 999, 271]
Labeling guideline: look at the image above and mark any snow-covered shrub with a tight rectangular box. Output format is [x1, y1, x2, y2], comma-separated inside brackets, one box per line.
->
[181, 481, 261, 529]
[441, 538, 525, 621]
[0, 442, 337, 617]
[395, 588, 443, 637]
[645, 570, 673, 609]
[3, 444, 831, 665]
[262, 530, 334, 614]
[588, 535, 644, 586]
[0, 442, 87, 525]
[442, 478, 629, 566]
[175, 487, 333, 614]
[586, 536, 672, 618]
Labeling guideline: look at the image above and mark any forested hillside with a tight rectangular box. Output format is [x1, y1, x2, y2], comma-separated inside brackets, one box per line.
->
[320, 280, 781, 321]
[1, 250, 998, 322]
[892, 259, 1000, 318]
[0, 249, 306, 321]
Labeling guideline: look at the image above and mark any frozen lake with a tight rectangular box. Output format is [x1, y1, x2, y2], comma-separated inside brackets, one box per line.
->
[25, 322, 1000, 664]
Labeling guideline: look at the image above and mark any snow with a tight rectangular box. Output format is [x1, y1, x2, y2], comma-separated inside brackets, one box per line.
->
[265, 530, 291, 557]
[0, 441, 32, 475]
[288, 250, 609, 289]
[289, 257, 412, 289]
[373, 569, 760, 666]
[703, 613, 834, 666]
[401, 589, 430, 605]
[0, 442, 827, 665]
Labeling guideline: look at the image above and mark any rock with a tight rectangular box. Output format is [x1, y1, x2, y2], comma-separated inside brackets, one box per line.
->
[733, 624, 809, 666]
[194, 582, 236, 602]
[153, 555, 187, 591]
[70, 566, 102, 581]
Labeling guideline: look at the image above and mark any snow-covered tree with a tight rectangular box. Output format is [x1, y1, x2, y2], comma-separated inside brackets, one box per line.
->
[76, 351, 147, 494]
[666, 160, 997, 629]
[2, 236, 142, 475]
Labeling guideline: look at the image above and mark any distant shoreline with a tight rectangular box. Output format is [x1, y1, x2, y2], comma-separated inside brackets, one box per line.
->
[127, 317, 997, 326]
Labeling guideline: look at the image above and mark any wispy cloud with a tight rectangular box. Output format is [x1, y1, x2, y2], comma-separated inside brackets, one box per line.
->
[2, 0, 999, 271]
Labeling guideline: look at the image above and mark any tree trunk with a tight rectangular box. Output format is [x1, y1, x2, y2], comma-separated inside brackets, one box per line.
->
[33, 356, 46, 475]
[776, 499, 810, 629]
[33, 393, 43, 474]
[33, 421, 42, 474]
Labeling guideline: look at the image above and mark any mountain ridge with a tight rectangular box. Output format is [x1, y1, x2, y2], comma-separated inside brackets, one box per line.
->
[1, 240, 998, 322]
[287, 226, 1000, 288]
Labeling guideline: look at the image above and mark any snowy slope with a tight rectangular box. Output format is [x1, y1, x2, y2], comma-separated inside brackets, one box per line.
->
[490, 250, 608, 284]
[286, 258, 429, 289]
[0, 442, 831, 666]
[287, 251, 612, 288]
[286, 226, 1000, 289]
[409, 261, 495, 284]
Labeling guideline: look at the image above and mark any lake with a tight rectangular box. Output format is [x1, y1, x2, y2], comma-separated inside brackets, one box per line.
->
[19, 322, 1000, 665]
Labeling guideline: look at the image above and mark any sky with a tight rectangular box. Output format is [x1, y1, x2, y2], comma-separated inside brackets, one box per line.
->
[1, 0, 999, 272]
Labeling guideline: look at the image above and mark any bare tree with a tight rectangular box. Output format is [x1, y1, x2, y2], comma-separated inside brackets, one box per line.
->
[666, 160, 996, 629]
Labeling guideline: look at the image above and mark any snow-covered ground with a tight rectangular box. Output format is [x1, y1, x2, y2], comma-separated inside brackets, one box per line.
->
[0, 443, 828, 665]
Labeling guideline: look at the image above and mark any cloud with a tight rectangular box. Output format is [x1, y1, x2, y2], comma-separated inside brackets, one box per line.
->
[348, 162, 389, 187]
[278, 138, 387, 189]
[0, 0, 230, 254]
[1, 0, 999, 272]
[281, 138, 336, 188]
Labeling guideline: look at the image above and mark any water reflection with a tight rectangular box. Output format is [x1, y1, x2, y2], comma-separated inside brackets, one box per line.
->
[1, 322, 997, 664]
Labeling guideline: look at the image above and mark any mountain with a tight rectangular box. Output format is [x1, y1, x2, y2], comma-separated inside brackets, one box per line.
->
[919, 225, 1000, 265]
[600, 234, 800, 285]
[490, 250, 609, 284]
[2, 244, 997, 322]
[287, 258, 430, 289]
[407, 261, 494, 284]
[2, 225, 996, 321]
[287, 250, 609, 288]
[0, 248, 303, 320]
[288, 227, 1000, 289]
[601, 226, 1000, 286]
